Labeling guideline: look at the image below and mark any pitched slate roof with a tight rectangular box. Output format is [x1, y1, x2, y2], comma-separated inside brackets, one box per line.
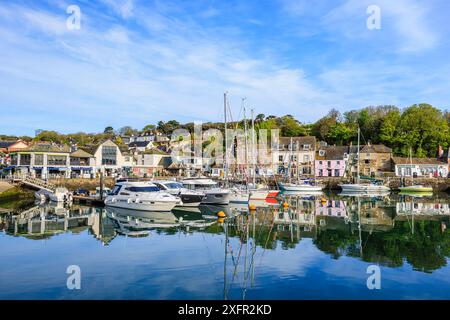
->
[70, 149, 94, 158]
[392, 157, 445, 165]
[129, 141, 153, 148]
[21, 143, 71, 153]
[360, 144, 392, 153]
[278, 136, 316, 150]
[0, 141, 16, 149]
[316, 146, 348, 160]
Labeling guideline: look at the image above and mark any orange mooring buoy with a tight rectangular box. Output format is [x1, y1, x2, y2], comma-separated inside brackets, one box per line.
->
[249, 204, 256, 211]
[282, 202, 289, 208]
[217, 211, 226, 218]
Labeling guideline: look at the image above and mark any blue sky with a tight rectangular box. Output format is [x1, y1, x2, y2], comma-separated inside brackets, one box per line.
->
[0, 0, 449, 136]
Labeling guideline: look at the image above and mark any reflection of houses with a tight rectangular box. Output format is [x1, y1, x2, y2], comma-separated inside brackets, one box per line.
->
[315, 199, 348, 218]
[396, 201, 450, 216]
[315, 146, 348, 177]
[393, 157, 449, 178]
[2, 206, 116, 244]
[274, 136, 316, 177]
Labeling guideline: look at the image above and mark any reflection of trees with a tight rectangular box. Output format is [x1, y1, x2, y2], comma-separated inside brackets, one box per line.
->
[315, 220, 450, 273]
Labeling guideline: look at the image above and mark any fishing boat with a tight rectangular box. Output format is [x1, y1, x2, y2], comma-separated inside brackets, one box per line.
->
[105, 180, 181, 211]
[398, 148, 433, 193]
[339, 128, 390, 194]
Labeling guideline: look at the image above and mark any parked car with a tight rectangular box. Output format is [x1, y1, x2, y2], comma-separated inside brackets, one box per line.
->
[74, 188, 90, 197]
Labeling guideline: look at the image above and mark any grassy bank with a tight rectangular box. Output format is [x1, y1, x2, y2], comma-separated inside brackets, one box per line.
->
[49, 178, 116, 191]
[0, 187, 35, 210]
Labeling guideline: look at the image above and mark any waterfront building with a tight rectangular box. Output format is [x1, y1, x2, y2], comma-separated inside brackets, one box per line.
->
[392, 157, 449, 178]
[69, 148, 95, 178]
[315, 146, 348, 177]
[9, 143, 72, 178]
[132, 149, 171, 177]
[274, 136, 316, 177]
[350, 143, 392, 177]
[83, 140, 128, 177]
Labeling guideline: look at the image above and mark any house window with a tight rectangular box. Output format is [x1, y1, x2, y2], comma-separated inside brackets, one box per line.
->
[318, 169, 323, 176]
[20, 154, 31, 165]
[279, 155, 283, 162]
[102, 146, 117, 165]
[334, 169, 340, 176]
[365, 160, 370, 164]
[319, 161, 322, 165]
[304, 155, 309, 162]
[48, 155, 66, 166]
[336, 161, 340, 165]
[327, 161, 331, 167]
[303, 144, 310, 151]
[35, 154, 44, 166]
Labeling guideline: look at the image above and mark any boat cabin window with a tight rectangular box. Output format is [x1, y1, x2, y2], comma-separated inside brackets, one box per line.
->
[111, 185, 122, 195]
[125, 186, 160, 192]
[165, 182, 183, 189]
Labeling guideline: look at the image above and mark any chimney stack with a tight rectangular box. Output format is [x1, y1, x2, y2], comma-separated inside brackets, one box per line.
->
[438, 145, 444, 158]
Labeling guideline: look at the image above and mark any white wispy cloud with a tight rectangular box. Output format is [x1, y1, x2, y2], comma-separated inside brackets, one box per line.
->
[0, 0, 448, 135]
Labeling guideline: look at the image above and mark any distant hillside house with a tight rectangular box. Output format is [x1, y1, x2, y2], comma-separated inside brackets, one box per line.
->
[274, 136, 316, 177]
[0, 140, 29, 153]
[128, 140, 154, 153]
[315, 146, 348, 177]
[393, 157, 449, 178]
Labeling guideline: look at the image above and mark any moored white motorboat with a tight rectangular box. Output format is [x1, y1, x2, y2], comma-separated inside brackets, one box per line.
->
[279, 182, 323, 192]
[339, 183, 390, 193]
[182, 178, 231, 205]
[152, 180, 204, 207]
[105, 181, 181, 211]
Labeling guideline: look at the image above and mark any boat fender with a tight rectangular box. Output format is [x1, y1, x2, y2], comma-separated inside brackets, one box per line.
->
[249, 204, 256, 211]
[127, 199, 132, 204]
[217, 211, 226, 217]
[282, 202, 289, 208]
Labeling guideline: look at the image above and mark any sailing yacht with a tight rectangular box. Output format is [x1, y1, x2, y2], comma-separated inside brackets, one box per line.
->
[339, 128, 390, 194]
[398, 148, 433, 193]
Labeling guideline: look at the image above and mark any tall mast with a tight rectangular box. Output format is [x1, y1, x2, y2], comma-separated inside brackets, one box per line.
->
[224, 92, 228, 184]
[357, 127, 360, 184]
[243, 100, 249, 184]
[251, 108, 256, 186]
[289, 137, 293, 184]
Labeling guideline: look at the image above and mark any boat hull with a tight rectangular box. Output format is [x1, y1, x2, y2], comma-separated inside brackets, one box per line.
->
[280, 184, 323, 192]
[399, 186, 433, 193]
[105, 199, 178, 212]
[339, 184, 390, 193]
[201, 191, 231, 205]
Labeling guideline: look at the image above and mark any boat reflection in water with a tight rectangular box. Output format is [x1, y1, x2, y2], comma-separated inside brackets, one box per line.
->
[3, 191, 450, 299]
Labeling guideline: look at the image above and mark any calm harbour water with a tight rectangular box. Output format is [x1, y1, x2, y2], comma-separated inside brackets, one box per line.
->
[2, 192, 450, 300]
